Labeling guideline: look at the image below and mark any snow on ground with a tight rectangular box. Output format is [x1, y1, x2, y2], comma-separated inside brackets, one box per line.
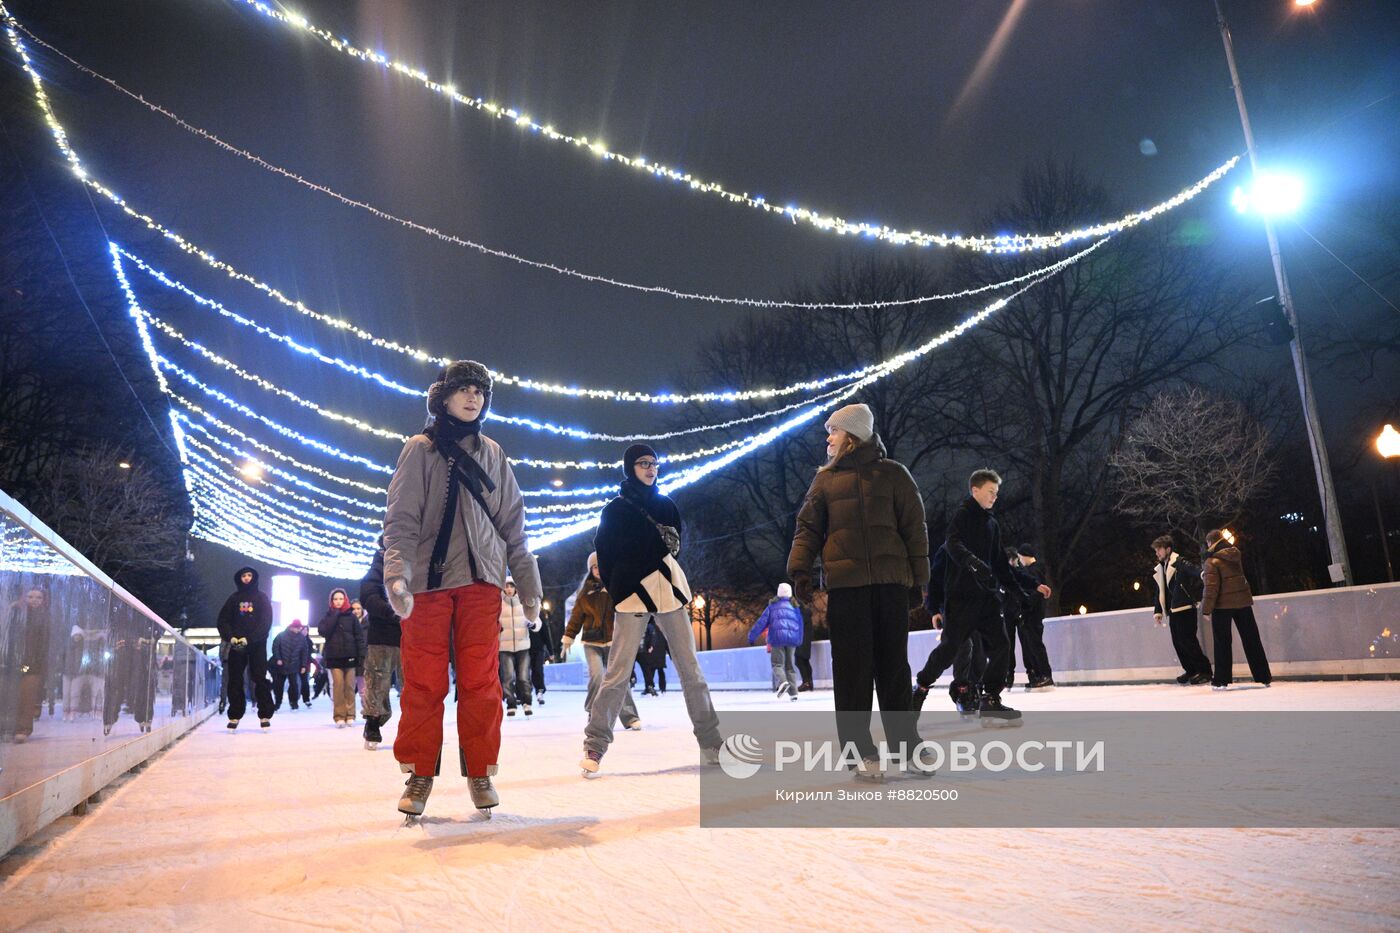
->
[2, 681, 1398, 931]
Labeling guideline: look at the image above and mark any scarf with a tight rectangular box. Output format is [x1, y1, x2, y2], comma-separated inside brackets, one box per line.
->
[425, 414, 495, 588]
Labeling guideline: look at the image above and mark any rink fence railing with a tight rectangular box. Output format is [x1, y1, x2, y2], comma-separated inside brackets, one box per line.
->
[543, 581, 1400, 691]
[0, 489, 219, 859]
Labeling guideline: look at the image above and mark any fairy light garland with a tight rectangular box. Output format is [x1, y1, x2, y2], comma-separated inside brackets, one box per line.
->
[14, 29, 1141, 311]
[117, 245, 880, 441]
[224, 0, 1240, 254]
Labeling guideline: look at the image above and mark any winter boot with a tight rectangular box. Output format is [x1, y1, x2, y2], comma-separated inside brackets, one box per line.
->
[398, 774, 433, 816]
[469, 775, 499, 812]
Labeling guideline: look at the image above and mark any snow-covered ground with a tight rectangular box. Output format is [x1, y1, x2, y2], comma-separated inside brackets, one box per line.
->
[2, 681, 1398, 931]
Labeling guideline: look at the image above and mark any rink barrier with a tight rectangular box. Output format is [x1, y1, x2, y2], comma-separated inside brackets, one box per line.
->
[0, 490, 220, 859]
[542, 581, 1400, 690]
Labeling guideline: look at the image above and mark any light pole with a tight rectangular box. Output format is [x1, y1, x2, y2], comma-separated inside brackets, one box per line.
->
[1374, 425, 1400, 582]
[1214, 0, 1352, 585]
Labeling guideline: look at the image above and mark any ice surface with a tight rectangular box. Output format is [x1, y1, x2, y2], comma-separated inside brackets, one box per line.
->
[2, 681, 1398, 930]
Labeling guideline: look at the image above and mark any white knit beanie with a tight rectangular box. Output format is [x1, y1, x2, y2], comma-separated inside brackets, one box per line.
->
[825, 403, 874, 442]
[777, 583, 793, 599]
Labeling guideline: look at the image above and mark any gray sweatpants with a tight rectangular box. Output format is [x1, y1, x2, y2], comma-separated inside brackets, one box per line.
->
[584, 643, 638, 726]
[770, 645, 799, 691]
[584, 608, 720, 757]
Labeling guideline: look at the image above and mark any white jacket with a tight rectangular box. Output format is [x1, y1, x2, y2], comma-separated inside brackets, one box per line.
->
[499, 594, 531, 652]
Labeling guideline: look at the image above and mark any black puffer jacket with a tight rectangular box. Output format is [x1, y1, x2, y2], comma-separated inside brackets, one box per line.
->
[944, 496, 1017, 603]
[359, 548, 401, 648]
[318, 589, 367, 671]
[271, 624, 312, 672]
[216, 566, 273, 642]
[788, 436, 929, 591]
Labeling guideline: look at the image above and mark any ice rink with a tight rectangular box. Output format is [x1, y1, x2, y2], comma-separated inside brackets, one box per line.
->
[3, 680, 1398, 931]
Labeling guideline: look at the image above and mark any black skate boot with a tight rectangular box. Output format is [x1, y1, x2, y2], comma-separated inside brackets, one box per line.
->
[978, 694, 1023, 728]
[363, 716, 382, 750]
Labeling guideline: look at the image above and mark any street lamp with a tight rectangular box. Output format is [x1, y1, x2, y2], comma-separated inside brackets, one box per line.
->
[692, 594, 713, 650]
[1214, 0, 1351, 585]
[1373, 425, 1399, 582]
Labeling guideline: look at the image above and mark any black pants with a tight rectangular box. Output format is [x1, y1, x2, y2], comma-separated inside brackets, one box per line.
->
[950, 631, 986, 698]
[917, 593, 1009, 698]
[529, 643, 548, 694]
[1003, 616, 1020, 687]
[642, 661, 667, 692]
[1168, 608, 1212, 678]
[1019, 615, 1053, 681]
[300, 671, 312, 702]
[227, 643, 275, 721]
[794, 650, 813, 688]
[827, 584, 921, 761]
[271, 667, 302, 707]
[1210, 607, 1272, 686]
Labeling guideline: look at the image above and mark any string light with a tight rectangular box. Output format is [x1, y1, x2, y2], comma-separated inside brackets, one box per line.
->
[7, 10, 1110, 413]
[117, 246, 883, 441]
[220, 0, 1241, 253]
[10, 29, 1138, 311]
[1, 525, 83, 576]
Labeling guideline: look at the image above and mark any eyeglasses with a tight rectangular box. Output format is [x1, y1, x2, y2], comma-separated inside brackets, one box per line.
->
[634, 460, 659, 469]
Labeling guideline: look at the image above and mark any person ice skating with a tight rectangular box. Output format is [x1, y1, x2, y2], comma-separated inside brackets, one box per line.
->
[311, 657, 329, 701]
[923, 544, 986, 715]
[793, 596, 815, 692]
[1200, 530, 1272, 690]
[359, 543, 403, 750]
[1150, 534, 1211, 686]
[528, 600, 555, 705]
[270, 620, 311, 709]
[639, 619, 669, 695]
[787, 404, 933, 780]
[1011, 544, 1055, 689]
[215, 567, 276, 731]
[563, 552, 640, 727]
[579, 444, 721, 774]
[383, 360, 542, 817]
[911, 469, 1048, 727]
[748, 583, 803, 700]
[319, 588, 366, 726]
[498, 578, 540, 717]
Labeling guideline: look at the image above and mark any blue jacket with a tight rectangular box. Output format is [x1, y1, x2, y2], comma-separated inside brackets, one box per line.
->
[748, 598, 804, 648]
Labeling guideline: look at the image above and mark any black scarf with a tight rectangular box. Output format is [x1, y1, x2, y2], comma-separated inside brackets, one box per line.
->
[619, 475, 660, 516]
[425, 414, 495, 588]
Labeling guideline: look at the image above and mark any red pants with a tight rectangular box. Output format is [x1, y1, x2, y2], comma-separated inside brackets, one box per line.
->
[394, 582, 502, 777]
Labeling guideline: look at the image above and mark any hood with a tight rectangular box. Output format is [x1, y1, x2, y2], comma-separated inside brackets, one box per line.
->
[234, 566, 260, 591]
[1209, 544, 1244, 568]
[327, 587, 351, 609]
[833, 434, 888, 469]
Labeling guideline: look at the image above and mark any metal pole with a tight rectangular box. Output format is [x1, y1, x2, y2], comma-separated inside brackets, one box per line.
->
[1374, 478, 1395, 582]
[1214, 0, 1352, 585]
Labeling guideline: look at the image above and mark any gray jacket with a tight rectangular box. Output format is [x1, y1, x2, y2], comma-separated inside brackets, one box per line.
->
[383, 432, 542, 606]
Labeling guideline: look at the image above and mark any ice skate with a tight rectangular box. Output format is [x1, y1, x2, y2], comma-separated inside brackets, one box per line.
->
[1189, 673, 1211, 685]
[978, 695, 1023, 728]
[1028, 678, 1056, 692]
[226, 719, 239, 731]
[776, 682, 791, 698]
[1175, 672, 1192, 685]
[523, 705, 533, 717]
[624, 720, 642, 731]
[580, 749, 603, 775]
[507, 707, 516, 717]
[398, 773, 433, 816]
[469, 775, 499, 814]
[854, 756, 886, 783]
[363, 717, 382, 750]
[259, 719, 271, 731]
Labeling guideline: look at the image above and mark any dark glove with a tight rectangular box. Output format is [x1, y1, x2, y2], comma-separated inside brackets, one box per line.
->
[908, 586, 924, 610]
[793, 573, 815, 605]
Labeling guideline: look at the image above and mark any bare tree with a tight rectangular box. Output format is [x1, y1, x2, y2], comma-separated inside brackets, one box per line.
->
[1110, 388, 1274, 547]
[31, 443, 188, 578]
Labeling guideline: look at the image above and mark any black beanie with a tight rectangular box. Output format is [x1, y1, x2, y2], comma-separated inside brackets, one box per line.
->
[623, 444, 658, 479]
[426, 360, 492, 420]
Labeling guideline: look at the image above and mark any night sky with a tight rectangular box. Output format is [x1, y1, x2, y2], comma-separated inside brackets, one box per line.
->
[5, 0, 1398, 611]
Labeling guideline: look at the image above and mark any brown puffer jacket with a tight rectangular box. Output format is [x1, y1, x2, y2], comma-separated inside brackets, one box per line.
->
[1201, 543, 1254, 615]
[564, 580, 617, 645]
[787, 435, 930, 591]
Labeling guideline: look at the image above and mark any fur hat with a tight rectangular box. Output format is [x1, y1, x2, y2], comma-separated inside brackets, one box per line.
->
[427, 360, 493, 419]
[623, 443, 658, 479]
[825, 403, 874, 442]
[777, 582, 793, 599]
